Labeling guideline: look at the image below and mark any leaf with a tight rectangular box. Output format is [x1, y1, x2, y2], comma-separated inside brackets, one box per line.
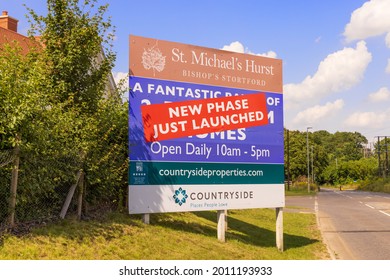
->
[141, 45, 166, 76]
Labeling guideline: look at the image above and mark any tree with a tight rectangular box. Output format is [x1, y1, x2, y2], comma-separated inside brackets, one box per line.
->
[322, 157, 377, 184]
[0, 43, 41, 149]
[285, 129, 372, 186]
[26, 0, 116, 113]
[374, 137, 390, 177]
[0, 39, 44, 225]
[332, 131, 367, 161]
[1, 0, 128, 227]
[24, 0, 126, 217]
[284, 129, 307, 181]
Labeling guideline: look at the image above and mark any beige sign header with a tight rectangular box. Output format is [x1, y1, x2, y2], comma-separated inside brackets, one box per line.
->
[129, 35, 283, 93]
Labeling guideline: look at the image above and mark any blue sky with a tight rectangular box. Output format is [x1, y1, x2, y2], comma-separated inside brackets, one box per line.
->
[3, 0, 390, 144]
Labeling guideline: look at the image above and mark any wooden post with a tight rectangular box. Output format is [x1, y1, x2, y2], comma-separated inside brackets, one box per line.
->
[60, 170, 82, 219]
[8, 140, 20, 227]
[224, 209, 228, 231]
[276, 207, 284, 252]
[77, 171, 84, 220]
[217, 210, 226, 242]
[142, 214, 150, 224]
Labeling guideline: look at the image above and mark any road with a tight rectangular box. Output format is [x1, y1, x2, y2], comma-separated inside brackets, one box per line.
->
[286, 188, 390, 260]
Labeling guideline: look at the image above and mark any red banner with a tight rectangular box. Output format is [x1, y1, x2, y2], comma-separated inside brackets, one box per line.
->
[141, 93, 268, 142]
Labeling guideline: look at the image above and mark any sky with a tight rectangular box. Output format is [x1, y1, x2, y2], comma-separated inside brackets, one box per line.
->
[3, 0, 390, 145]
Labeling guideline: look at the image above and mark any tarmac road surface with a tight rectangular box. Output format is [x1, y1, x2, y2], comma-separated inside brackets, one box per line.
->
[286, 188, 390, 260]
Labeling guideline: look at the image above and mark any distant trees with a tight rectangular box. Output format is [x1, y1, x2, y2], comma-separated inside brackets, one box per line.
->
[285, 129, 376, 185]
[374, 137, 390, 177]
[322, 157, 377, 185]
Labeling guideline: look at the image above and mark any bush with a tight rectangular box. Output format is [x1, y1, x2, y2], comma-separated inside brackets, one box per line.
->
[358, 178, 390, 193]
[321, 157, 377, 185]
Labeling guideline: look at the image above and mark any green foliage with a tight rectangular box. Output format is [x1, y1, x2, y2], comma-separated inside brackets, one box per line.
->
[0, 37, 48, 223]
[285, 129, 374, 186]
[1, 0, 128, 225]
[83, 99, 128, 206]
[26, 0, 116, 114]
[358, 177, 390, 193]
[284, 129, 307, 181]
[24, 0, 125, 209]
[0, 210, 329, 260]
[0, 43, 41, 148]
[373, 137, 390, 177]
[321, 157, 377, 185]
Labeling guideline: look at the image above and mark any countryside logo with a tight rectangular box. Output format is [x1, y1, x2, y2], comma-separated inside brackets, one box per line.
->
[173, 187, 188, 206]
[141, 42, 166, 76]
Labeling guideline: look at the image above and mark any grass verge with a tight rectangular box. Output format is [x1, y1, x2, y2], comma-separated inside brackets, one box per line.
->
[0, 208, 329, 260]
[358, 178, 390, 193]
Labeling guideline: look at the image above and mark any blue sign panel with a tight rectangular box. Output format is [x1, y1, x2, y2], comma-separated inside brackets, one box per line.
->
[129, 77, 284, 164]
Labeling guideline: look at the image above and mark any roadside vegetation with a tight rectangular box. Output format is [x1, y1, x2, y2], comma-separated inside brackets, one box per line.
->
[0, 209, 329, 260]
[285, 183, 318, 196]
[285, 129, 389, 192]
[1, 0, 388, 262]
[1, 0, 128, 227]
[358, 178, 390, 193]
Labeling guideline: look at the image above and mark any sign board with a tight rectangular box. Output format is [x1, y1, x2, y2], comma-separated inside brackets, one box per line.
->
[129, 35, 284, 214]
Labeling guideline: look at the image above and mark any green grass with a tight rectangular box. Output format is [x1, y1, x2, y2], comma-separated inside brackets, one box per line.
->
[285, 184, 318, 196]
[0, 209, 329, 260]
[285, 189, 317, 196]
[358, 178, 390, 193]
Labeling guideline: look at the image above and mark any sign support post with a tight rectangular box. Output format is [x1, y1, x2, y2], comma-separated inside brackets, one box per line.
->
[142, 214, 150, 224]
[224, 210, 228, 232]
[276, 207, 283, 252]
[217, 210, 226, 242]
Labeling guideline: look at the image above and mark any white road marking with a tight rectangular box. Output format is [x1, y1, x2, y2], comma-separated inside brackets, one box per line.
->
[379, 210, 390, 217]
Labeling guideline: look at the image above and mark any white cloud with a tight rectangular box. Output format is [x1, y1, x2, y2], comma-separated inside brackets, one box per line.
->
[292, 99, 344, 125]
[221, 41, 277, 58]
[343, 0, 390, 43]
[344, 110, 389, 129]
[222, 41, 245, 53]
[257, 50, 277, 59]
[386, 58, 390, 74]
[284, 41, 372, 108]
[368, 87, 390, 102]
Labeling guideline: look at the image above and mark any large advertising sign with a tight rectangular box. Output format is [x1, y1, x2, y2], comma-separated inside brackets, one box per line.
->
[129, 35, 284, 214]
